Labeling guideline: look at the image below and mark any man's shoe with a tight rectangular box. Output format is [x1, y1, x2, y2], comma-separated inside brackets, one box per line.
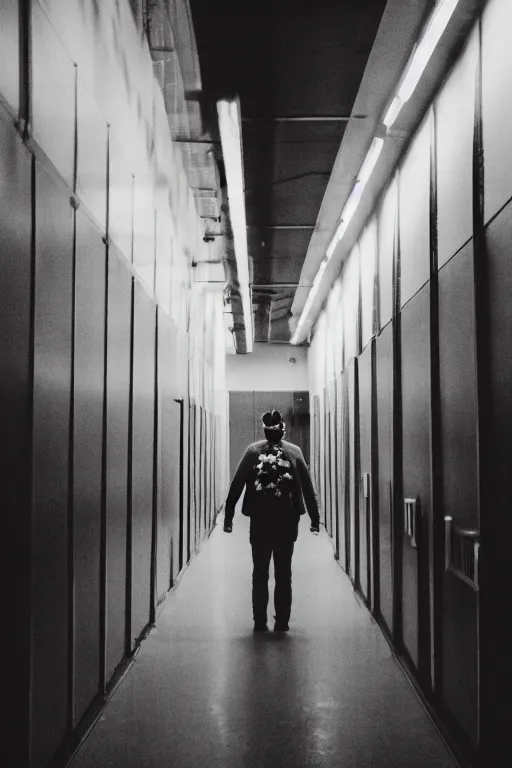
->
[274, 623, 289, 632]
[253, 623, 268, 632]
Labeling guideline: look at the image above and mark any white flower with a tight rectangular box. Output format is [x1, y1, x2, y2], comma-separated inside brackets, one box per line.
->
[267, 455, 277, 464]
[283, 473, 292, 480]
[275, 489, 282, 497]
[255, 482, 262, 491]
[268, 482, 275, 489]
[258, 454, 266, 461]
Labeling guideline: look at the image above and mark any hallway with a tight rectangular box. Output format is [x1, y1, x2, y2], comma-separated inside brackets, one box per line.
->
[71, 514, 455, 768]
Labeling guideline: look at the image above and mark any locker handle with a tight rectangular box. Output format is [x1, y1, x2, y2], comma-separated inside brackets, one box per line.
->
[362, 473, 370, 499]
[404, 498, 418, 548]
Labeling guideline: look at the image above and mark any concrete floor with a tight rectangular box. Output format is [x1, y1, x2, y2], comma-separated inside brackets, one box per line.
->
[71, 512, 456, 768]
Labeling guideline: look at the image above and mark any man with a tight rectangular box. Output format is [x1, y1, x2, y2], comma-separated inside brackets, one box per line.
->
[223, 409, 320, 632]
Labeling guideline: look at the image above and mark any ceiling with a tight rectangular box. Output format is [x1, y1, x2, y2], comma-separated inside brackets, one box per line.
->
[189, 0, 388, 345]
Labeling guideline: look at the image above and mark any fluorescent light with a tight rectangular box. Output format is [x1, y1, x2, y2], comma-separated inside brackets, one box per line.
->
[385, 0, 461, 128]
[217, 98, 253, 353]
[291, 137, 384, 344]
[290, 260, 328, 344]
[383, 96, 404, 128]
[357, 137, 384, 186]
[326, 138, 383, 260]
[399, 0, 460, 102]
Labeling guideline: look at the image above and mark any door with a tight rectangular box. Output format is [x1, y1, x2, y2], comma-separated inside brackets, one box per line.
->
[358, 344, 372, 605]
[376, 323, 394, 635]
[401, 286, 432, 682]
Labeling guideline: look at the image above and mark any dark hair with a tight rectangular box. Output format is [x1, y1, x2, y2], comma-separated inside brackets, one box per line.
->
[261, 409, 285, 444]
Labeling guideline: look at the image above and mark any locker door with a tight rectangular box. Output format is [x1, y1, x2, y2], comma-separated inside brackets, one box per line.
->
[293, 391, 310, 460]
[376, 323, 394, 635]
[187, 399, 195, 560]
[358, 344, 372, 604]
[105, 247, 131, 682]
[348, 358, 359, 585]
[329, 382, 338, 552]
[174, 399, 185, 575]
[335, 376, 345, 566]
[401, 286, 432, 681]
[131, 282, 156, 648]
[438, 242, 478, 742]
[312, 394, 321, 497]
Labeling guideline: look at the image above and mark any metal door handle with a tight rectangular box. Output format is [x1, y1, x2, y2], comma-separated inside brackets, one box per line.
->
[404, 498, 418, 547]
[362, 473, 370, 499]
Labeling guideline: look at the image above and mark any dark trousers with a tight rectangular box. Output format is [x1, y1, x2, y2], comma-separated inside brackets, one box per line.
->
[251, 540, 295, 626]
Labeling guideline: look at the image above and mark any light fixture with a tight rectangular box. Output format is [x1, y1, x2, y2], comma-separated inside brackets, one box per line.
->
[291, 0, 463, 346]
[290, 260, 328, 344]
[217, 97, 253, 353]
[327, 137, 384, 258]
[291, 136, 384, 345]
[384, 0, 461, 128]
[383, 96, 404, 128]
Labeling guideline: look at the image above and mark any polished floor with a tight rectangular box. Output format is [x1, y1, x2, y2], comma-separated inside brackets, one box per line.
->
[71, 511, 456, 768]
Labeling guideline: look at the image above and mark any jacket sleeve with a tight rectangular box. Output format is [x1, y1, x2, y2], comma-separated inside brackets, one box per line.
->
[224, 448, 254, 526]
[296, 449, 320, 527]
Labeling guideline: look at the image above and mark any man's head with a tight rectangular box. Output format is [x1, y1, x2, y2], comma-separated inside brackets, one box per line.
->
[262, 409, 286, 444]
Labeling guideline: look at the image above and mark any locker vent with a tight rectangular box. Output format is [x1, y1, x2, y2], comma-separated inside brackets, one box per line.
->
[444, 516, 480, 591]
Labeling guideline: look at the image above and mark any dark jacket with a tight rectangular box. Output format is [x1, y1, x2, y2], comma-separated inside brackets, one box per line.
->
[224, 439, 320, 543]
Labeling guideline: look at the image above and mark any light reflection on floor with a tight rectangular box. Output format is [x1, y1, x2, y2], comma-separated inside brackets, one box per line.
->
[71, 512, 456, 768]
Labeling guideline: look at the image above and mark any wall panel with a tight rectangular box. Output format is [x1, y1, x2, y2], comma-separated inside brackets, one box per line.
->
[401, 286, 431, 676]
[156, 308, 173, 599]
[334, 377, 343, 562]
[329, 383, 338, 549]
[188, 400, 197, 554]
[360, 219, 377, 348]
[436, 30, 477, 267]
[131, 281, 156, 645]
[343, 247, 360, 361]
[229, 392, 255, 475]
[0, 0, 20, 113]
[376, 324, 394, 633]
[438, 242, 479, 744]
[323, 387, 332, 534]
[378, 176, 397, 329]
[339, 374, 350, 572]
[32, 2, 75, 186]
[132, 175, 155, 291]
[399, 117, 431, 307]
[483, 199, 512, 750]
[348, 359, 358, 582]
[358, 344, 372, 604]
[438, 242, 478, 530]
[105, 247, 131, 680]
[197, 404, 204, 541]
[294, 391, 310, 465]
[109, 133, 134, 261]
[31, 165, 74, 767]
[482, 0, 512, 223]
[73, 212, 106, 723]
[76, 76, 108, 230]
[0, 115, 33, 764]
